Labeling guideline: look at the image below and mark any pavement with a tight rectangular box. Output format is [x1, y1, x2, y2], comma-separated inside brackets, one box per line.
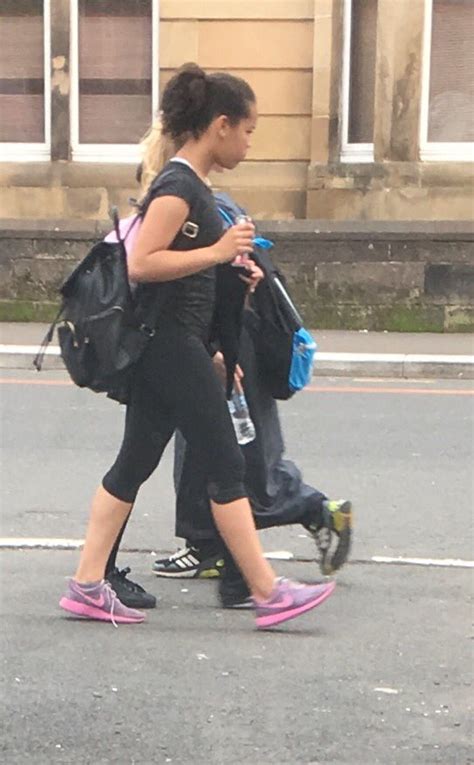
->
[1, 371, 473, 764]
[0, 323, 473, 379]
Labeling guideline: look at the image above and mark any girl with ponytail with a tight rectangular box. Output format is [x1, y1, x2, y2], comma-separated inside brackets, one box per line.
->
[60, 64, 336, 630]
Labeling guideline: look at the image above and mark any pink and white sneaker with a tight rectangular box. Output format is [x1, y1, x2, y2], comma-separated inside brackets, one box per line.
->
[59, 579, 145, 626]
[254, 577, 335, 629]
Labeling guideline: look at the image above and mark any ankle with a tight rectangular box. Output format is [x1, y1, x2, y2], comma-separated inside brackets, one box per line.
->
[73, 578, 102, 588]
[251, 578, 276, 603]
[74, 568, 105, 584]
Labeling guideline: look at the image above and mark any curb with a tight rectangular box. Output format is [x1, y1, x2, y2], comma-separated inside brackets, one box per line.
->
[0, 344, 473, 379]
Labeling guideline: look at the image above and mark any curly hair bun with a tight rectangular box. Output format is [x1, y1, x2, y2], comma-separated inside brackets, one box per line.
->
[161, 63, 210, 140]
[161, 62, 255, 140]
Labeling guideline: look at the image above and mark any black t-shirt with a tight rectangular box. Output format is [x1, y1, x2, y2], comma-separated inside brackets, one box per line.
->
[144, 160, 223, 338]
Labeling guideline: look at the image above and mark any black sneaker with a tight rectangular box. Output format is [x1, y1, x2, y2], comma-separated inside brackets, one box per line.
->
[106, 567, 157, 609]
[308, 499, 353, 575]
[152, 546, 224, 579]
[218, 577, 253, 609]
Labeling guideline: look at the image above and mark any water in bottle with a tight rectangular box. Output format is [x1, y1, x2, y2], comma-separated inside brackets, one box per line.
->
[227, 387, 256, 445]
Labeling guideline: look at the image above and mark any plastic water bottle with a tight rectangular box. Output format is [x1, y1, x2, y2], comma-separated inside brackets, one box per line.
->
[231, 214, 253, 268]
[227, 387, 256, 445]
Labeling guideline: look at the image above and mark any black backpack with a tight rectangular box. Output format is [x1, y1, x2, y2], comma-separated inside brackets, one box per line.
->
[34, 210, 157, 404]
[215, 192, 316, 401]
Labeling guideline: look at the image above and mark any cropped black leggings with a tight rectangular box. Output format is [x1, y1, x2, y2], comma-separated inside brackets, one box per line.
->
[103, 328, 246, 505]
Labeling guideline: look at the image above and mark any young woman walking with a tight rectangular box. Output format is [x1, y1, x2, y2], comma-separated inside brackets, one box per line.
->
[59, 64, 335, 629]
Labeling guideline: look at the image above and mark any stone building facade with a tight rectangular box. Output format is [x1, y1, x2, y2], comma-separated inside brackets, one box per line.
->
[0, 0, 473, 222]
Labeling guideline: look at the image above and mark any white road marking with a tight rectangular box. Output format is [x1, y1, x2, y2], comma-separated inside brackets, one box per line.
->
[370, 555, 474, 568]
[0, 538, 472, 569]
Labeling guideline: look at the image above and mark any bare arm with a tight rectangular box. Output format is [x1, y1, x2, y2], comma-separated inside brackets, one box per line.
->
[128, 196, 255, 283]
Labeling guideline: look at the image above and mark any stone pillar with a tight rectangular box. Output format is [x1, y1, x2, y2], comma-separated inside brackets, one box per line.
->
[373, 0, 425, 162]
[309, 0, 344, 165]
[50, 0, 70, 161]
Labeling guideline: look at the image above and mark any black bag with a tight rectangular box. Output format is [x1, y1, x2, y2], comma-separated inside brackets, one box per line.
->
[248, 246, 316, 400]
[214, 192, 316, 401]
[34, 210, 157, 404]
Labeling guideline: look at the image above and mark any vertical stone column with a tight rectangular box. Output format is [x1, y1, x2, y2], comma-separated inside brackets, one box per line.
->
[373, 0, 425, 162]
[307, 0, 344, 215]
[50, 0, 70, 161]
[310, 0, 344, 165]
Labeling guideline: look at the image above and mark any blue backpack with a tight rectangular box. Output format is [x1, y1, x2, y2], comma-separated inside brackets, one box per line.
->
[215, 192, 317, 400]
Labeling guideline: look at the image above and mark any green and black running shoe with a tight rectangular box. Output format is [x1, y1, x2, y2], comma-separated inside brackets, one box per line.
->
[152, 546, 224, 579]
[308, 499, 353, 575]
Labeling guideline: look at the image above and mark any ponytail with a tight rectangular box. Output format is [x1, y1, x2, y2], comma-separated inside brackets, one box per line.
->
[138, 118, 175, 195]
[161, 62, 255, 140]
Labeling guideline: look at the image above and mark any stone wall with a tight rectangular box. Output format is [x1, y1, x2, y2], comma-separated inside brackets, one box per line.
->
[1, 219, 472, 332]
[1, 0, 472, 222]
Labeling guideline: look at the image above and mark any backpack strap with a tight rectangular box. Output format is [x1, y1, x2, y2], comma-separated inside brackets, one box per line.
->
[33, 304, 64, 372]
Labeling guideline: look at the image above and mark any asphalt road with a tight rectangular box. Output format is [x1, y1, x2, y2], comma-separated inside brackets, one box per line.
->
[0, 370, 473, 764]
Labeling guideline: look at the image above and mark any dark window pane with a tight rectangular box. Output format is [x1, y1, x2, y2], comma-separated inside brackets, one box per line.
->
[78, 0, 152, 144]
[0, 2, 45, 142]
[348, 0, 377, 144]
[428, 0, 474, 142]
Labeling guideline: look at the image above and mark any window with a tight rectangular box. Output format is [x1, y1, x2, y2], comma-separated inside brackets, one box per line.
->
[420, 0, 474, 160]
[70, 0, 159, 162]
[341, 0, 378, 162]
[0, 0, 50, 161]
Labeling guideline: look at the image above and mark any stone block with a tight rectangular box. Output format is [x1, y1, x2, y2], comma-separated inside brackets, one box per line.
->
[314, 261, 425, 303]
[444, 306, 474, 332]
[160, 0, 314, 19]
[212, 161, 307, 190]
[227, 189, 306, 220]
[62, 188, 109, 220]
[198, 21, 314, 68]
[310, 117, 330, 164]
[312, 67, 331, 117]
[425, 264, 474, 303]
[248, 117, 311, 161]
[421, 163, 474, 189]
[389, 241, 474, 266]
[312, 15, 333, 69]
[159, 21, 198, 67]
[307, 186, 474, 221]
[0, 187, 65, 219]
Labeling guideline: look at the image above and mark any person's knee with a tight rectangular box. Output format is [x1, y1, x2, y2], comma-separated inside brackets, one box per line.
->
[102, 468, 140, 504]
[207, 448, 246, 505]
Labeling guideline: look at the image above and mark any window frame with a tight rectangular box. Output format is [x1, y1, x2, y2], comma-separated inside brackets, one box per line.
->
[0, 0, 51, 162]
[340, 0, 374, 163]
[420, 0, 474, 161]
[70, 0, 160, 163]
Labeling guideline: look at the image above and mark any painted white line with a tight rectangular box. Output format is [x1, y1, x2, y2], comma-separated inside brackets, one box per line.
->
[318, 352, 473, 364]
[1, 539, 473, 569]
[0, 346, 472, 365]
[264, 550, 294, 560]
[0, 345, 60, 355]
[0, 539, 295, 559]
[0, 538, 84, 549]
[371, 555, 474, 568]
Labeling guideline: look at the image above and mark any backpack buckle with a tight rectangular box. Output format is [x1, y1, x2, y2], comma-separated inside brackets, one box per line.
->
[182, 221, 199, 239]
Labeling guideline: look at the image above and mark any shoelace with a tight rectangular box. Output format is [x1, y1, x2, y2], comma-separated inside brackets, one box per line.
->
[102, 581, 118, 629]
[113, 567, 145, 593]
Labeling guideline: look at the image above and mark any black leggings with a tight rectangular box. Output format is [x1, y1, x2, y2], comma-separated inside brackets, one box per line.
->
[103, 327, 245, 505]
